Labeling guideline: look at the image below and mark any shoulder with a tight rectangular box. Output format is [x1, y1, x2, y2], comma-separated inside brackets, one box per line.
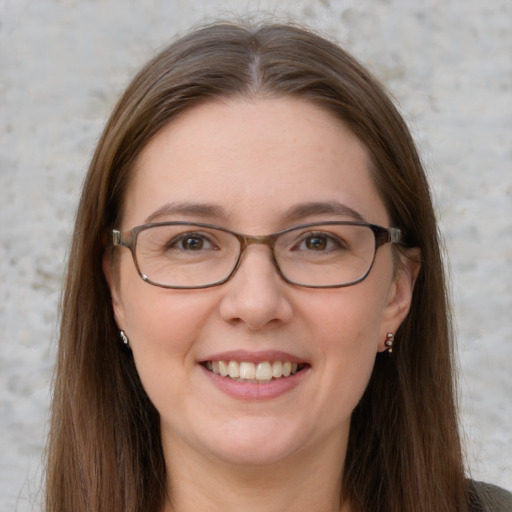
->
[469, 480, 512, 512]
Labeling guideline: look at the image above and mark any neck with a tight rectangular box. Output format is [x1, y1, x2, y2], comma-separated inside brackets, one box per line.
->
[161, 434, 352, 512]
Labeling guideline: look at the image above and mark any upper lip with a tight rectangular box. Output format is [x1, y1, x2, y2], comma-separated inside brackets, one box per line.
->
[200, 350, 307, 364]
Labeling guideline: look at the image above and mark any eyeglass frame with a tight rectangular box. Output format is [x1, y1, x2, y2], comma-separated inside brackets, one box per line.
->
[111, 220, 402, 289]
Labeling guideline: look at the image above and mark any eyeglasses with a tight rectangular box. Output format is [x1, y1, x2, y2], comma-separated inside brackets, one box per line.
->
[112, 221, 401, 289]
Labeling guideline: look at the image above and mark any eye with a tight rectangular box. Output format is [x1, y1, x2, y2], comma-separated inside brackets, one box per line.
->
[170, 233, 217, 251]
[304, 235, 328, 251]
[297, 232, 346, 252]
[181, 236, 203, 250]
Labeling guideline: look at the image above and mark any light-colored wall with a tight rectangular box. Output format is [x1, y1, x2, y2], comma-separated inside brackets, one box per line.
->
[1, 1, 511, 510]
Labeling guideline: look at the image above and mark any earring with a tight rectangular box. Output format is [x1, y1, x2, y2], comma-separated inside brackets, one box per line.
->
[385, 333, 394, 353]
[120, 330, 129, 347]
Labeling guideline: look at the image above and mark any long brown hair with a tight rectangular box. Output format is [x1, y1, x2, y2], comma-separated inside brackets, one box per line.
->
[46, 21, 469, 512]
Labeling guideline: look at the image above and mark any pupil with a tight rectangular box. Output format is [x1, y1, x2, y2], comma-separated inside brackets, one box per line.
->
[306, 236, 326, 250]
[183, 237, 203, 250]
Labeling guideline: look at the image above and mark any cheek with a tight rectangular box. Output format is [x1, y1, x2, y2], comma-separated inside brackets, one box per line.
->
[303, 280, 390, 403]
[120, 288, 219, 418]
[316, 296, 381, 388]
[118, 276, 215, 375]
[306, 279, 388, 353]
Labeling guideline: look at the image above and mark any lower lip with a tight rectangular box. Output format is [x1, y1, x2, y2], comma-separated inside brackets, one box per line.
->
[200, 365, 309, 401]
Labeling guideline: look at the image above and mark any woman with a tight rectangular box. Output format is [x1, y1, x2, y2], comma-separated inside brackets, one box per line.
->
[45, 21, 512, 512]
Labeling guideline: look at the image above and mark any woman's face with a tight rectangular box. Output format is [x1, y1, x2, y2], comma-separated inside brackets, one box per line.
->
[107, 97, 416, 469]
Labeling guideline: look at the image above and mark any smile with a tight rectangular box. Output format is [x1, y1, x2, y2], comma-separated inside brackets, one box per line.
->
[203, 360, 305, 382]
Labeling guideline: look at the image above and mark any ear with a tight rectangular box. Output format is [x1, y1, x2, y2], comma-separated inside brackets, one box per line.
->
[102, 249, 127, 331]
[378, 248, 421, 351]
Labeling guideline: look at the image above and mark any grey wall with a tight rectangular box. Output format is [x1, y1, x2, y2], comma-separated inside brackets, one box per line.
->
[1, 1, 511, 510]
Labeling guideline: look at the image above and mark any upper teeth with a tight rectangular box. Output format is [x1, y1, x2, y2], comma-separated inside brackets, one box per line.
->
[206, 360, 300, 381]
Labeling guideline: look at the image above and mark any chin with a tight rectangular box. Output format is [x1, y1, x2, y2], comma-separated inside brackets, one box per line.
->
[197, 418, 309, 467]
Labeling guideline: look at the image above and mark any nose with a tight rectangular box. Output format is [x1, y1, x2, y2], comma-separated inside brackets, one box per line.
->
[219, 245, 293, 330]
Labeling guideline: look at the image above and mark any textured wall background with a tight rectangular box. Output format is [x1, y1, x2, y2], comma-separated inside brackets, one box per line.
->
[1, 1, 511, 510]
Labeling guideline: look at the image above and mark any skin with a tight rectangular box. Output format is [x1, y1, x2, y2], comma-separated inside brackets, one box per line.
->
[105, 97, 419, 512]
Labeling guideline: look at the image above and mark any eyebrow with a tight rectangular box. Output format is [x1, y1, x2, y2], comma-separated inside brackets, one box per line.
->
[144, 202, 227, 224]
[144, 200, 365, 225]
[282, 201, 366, 223]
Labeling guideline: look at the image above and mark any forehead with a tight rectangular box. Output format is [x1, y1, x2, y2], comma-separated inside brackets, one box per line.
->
[123, 97, 388, 230]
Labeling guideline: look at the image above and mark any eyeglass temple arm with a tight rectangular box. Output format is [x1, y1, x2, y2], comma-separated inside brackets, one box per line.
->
[375, 226, 401, 247]
[112, 229, 132, 248]
[388, 227, 401, 243]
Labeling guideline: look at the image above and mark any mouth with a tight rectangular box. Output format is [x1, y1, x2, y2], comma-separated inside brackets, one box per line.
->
[201, 360, 308, 383]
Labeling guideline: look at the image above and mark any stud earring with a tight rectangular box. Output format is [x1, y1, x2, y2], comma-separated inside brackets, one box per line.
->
[120, 330, 129, 347]
[385, 333, 394, 353]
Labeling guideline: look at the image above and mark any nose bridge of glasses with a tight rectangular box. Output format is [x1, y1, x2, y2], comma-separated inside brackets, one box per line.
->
[240, 233, 275, 248]
[236, 233, 278, 266]
[236, 232, 277, 255]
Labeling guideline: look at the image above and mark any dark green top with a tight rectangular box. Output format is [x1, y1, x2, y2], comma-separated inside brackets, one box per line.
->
[470, 481, 512, 512]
